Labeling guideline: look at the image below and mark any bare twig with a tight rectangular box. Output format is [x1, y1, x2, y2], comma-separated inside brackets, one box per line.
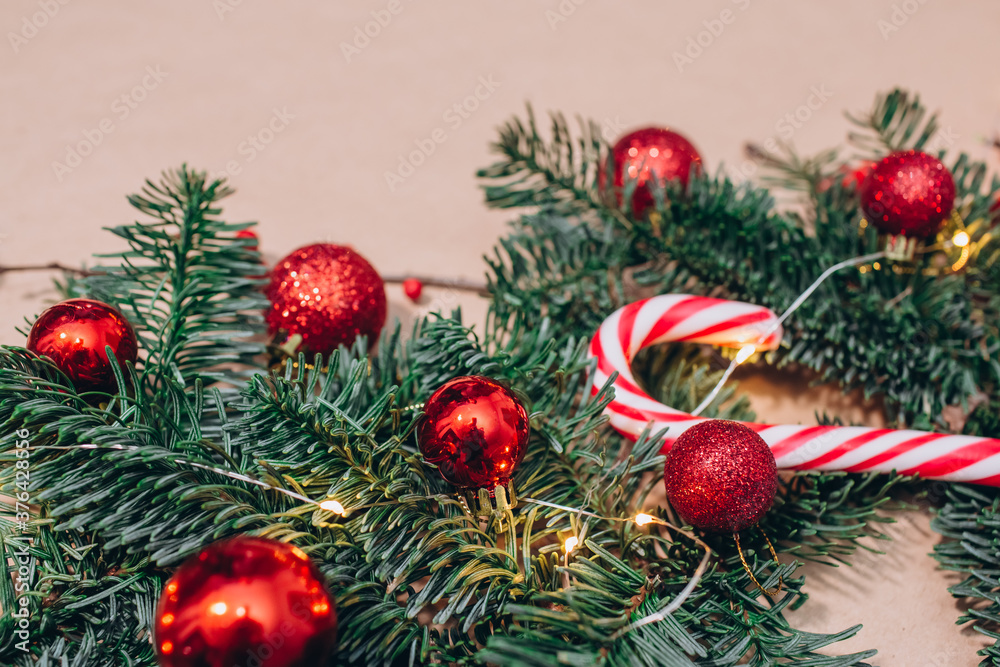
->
[0, 263, 100, 277]
[0, 263, 491, 295]
[381, 274, 489, 296]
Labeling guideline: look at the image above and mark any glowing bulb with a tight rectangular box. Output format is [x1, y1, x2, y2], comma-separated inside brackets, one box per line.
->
[635, 513, 655, 527]
[320, 499, 345, 515]
[564, 536, 579, 554]
[952, 231, 970, 248]
[209, 601, 228, 615]
[735, 344, 756, 365]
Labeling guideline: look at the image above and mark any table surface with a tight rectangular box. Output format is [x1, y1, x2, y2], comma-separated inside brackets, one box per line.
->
[2, 2, 999, 664]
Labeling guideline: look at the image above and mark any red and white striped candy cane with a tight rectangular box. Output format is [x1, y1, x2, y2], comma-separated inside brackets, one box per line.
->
[590, 294, 1000, 486]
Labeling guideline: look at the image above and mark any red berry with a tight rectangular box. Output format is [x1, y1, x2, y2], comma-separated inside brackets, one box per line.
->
[402, 278, 423, 302]
[235, 229, 259, 252]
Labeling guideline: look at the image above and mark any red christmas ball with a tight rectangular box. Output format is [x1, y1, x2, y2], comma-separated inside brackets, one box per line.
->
[26, 298, 138, 394]
[266, 243, 387, 355]
[402, 278, 423, 303]
[235, 229, 259, 252]
[601, 127, 702, 216]
[663, 420, 777, 533]
[155, 536, 337, 667]
[860, 150, 955, 238]
[417, 376, 529, 491]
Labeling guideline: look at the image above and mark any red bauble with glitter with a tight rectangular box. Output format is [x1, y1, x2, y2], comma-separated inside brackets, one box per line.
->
[663, 420, 777, 533]
[266, 243, 387, 355]
[26, 298, 138, 394]
[154, 536, 337, 667]
[601, 127, 702, 216]
[417, 376, 530, 491]
[859, 150, 955, 238]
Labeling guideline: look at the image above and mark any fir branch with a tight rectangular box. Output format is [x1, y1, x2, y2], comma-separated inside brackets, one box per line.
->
[846, 88, 941, 157]
[477, 106, 609, 217]
[62, 165, 268, 407]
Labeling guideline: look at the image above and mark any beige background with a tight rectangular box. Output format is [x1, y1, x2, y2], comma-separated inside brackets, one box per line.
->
[3, 1, 999, 664]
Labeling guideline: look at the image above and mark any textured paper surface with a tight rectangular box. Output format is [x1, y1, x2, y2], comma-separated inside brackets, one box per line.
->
[2, 2, 998, 663]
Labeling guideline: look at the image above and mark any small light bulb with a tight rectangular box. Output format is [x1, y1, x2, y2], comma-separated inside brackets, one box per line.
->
[735, 344, 756, 365]
[635, 513, 654, 527]
[564, 536, 579, 554]
[320, 499, 345, 515]
[952, 231, 970, 248]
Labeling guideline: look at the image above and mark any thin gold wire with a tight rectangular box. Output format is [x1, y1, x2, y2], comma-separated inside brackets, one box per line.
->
[734, 527, 783, 597]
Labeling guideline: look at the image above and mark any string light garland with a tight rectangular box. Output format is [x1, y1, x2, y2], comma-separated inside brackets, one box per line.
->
[31, 442, 782, 642]
[690, 250, 886, 417]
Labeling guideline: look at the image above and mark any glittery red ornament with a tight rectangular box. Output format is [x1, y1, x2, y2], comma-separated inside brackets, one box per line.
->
[155, 536, 337, 667]
[860, 150, 955, 238]
[402, 278, 423, 303]
[417, 376, 529, 491]
[235, 229, 259, 252]
[266, 243, 387, 355]
[663, 420, 777, 533]
[600, 127, 702, 216]
[26, 298, 138, 394]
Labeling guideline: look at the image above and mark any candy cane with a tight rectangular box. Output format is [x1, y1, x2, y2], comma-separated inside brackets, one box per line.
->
[590, 294, 1000, 486]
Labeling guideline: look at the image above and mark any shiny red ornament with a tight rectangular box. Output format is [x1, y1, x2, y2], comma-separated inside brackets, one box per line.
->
[860, 150, 955, 238]
[663, 420, 777, 533]
[155, 536, 337, 667]
[26, 298, 138, 393]
[417, 376, 529, 491]
[600, 127, 702, 216]
[266, 243, 387, 355]
[235, 229, 259, 252]
[402, 278, 423, 303]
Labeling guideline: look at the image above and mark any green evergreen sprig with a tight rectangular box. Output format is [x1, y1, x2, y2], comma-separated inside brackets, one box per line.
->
[1, 89, 998, 666]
